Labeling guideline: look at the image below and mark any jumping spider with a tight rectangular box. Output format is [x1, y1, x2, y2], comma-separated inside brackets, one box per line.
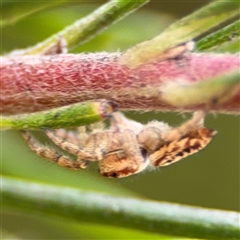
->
[21, 111, 216, 178]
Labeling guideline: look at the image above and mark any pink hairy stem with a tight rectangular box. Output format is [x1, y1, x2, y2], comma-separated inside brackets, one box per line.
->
[1, 52, 239, 115]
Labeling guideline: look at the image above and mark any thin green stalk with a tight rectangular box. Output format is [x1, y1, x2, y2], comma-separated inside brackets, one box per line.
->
[2, 176, 240, 239]
[197, 20, 240, 52]
[121, 0, 240, 67]
[9, 0, 149, 56]
[1, 229, 22, 240]
[1, 100, 115, 130]
[1, 1, 67, 27]
[214, 38, 240, 53]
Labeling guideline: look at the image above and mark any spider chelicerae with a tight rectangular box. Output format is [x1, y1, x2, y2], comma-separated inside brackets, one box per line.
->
[21, 110, 216, 178]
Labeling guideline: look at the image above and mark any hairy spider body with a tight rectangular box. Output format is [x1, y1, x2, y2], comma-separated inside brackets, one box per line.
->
[149, 127, 216, 167]
[22, 111, 216, 178]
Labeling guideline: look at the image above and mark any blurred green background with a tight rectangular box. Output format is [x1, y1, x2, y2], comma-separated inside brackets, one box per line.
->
[1, 0, 239, 239]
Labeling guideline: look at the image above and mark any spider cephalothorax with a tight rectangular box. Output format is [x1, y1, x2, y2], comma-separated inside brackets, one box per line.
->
[22, 111, 216, 178]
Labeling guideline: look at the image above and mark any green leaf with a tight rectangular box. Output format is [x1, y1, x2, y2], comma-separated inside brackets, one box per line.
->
[197, 20, 240, 53]
[1, 100, 114, 130]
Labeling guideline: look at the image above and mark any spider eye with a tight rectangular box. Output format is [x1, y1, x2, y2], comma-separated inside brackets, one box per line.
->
[111, 172, 118, 178]
[140, 148, 148, 161]
[98, 168, 119, 178]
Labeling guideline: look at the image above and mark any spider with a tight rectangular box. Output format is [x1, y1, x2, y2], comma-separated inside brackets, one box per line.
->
[21, 110, 216, 178]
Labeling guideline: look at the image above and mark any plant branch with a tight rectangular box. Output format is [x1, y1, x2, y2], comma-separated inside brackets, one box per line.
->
[121, 0, 240, 68]
[2, 176, 240, 239]
[8, 0, 149, 56]
[1, 52, 239, 115]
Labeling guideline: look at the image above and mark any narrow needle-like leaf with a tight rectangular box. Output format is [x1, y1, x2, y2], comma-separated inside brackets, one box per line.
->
[1, 100, 115, 130]
[197, 20, 240, 52]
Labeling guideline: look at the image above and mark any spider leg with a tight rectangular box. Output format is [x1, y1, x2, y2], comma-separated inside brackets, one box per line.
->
[45, 129, 82, 155]
[110, 112, 143, 133]
[21, 130, 87, 169]
[52, 127, 105, 162]
[53, 128, 85, 146]
[75, 130, 114, 161]
[45, 129, 96, 166]
[163, 111, 206, 142]
[77, 126, 91, 145]
[87, 121, 105, 134]
[46, 129, 114, 163]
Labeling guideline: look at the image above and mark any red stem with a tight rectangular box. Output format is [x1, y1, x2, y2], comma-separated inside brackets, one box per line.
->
[1, 53, 239, 115]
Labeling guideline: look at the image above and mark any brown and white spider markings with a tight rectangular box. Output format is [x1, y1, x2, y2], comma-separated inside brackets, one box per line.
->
[21, 111, 216, 178]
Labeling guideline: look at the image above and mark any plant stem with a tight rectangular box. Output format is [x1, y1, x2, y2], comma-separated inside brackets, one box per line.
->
[2, 176, 240, 239]
[1, 100, 115, 130]
[121, 0, 240, 68]
[1, 53, 239, 115]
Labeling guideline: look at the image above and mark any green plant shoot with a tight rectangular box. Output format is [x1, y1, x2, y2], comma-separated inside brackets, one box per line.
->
[1, 100, 115, 130]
